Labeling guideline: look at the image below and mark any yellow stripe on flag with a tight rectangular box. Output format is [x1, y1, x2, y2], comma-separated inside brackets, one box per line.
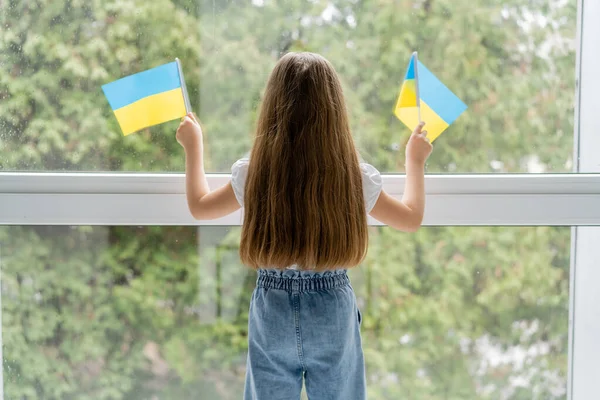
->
[396, 80, 417, 108]
[395, 99, 449, 143]
[114, 88, 187, 136]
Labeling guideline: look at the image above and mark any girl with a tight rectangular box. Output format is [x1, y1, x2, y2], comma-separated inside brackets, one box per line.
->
[176, 52, 432, 400]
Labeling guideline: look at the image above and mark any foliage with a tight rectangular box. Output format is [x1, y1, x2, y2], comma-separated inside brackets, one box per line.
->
[0, 0, 574, 398]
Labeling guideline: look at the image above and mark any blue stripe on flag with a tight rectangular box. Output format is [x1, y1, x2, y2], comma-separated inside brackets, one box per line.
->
[405, 55, 416, 80]
[102, 62, 181, 110]
[417, 61, 467, 124]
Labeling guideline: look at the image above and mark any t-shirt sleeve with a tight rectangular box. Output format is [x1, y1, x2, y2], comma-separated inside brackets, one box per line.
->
[360, 163, 383, 213]
[231, 158, 250, 206]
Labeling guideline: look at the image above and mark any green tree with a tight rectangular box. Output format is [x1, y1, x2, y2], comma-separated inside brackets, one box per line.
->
[0, 0, 574, 398]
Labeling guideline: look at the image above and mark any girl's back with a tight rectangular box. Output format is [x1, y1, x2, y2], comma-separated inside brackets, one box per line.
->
[240, 52, 368, 271]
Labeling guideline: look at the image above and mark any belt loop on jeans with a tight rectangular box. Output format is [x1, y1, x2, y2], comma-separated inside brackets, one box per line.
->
[291, 280, 300, 292]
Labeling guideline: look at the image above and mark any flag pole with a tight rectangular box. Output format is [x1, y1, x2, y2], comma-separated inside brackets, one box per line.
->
[175, 58, 192, 114]
[413, 51, 421, 124]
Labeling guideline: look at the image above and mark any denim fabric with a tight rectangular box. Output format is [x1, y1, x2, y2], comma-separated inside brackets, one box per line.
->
[244, 269, 366, 400]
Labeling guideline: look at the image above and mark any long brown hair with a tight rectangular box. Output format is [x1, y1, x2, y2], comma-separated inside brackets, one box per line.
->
[239, 52, 368, 270]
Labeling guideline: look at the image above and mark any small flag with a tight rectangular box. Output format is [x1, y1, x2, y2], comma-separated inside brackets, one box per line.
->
[394, 52, 467, 142]
[102, 59, 191, 136]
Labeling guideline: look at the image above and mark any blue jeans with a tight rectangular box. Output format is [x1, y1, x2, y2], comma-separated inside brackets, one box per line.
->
[244, 269, 366, 400]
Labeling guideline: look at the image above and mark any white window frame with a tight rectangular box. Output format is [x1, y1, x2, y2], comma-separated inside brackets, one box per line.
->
[0, 173, 600, 226]
[0, 0, 597, 398]
[570, 1, 599, 399]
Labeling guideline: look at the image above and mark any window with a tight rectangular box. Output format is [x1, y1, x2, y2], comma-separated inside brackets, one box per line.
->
[0, 226, 569, 399]
[2, 0, 600, 399]
[1, 0, 577, 173]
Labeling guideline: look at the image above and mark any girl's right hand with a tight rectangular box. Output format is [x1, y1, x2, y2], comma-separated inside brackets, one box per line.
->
[405, 122, 433, 166]
[176, 113, 203, 151]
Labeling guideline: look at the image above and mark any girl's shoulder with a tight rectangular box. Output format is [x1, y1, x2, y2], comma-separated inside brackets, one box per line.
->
[231, 158, 250, 206]
[359, 162, 383, 212]
[230, 158, 382, 211]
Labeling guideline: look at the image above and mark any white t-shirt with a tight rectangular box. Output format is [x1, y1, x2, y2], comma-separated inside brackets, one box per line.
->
[230, 158, 383, 212]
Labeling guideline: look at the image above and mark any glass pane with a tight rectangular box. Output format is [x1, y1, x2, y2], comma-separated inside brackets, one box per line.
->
[0, 226, 569, 399]
[0, 0, 576, 173]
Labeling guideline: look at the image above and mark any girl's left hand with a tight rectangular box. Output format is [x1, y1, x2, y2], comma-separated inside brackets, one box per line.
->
[176, 113, 203, 150]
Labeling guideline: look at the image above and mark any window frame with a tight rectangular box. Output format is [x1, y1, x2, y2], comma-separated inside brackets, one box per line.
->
[570, 1, 598, 399]
[0, 173, 600, 226]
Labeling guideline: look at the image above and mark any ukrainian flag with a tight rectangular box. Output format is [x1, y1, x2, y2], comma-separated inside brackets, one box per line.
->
[394, 52, 467, 142]
[102, 59, 191, 136]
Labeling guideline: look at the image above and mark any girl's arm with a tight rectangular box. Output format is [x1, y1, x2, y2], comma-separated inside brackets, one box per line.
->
[177, 114, 241, 220]
[369, 122, 432, 232]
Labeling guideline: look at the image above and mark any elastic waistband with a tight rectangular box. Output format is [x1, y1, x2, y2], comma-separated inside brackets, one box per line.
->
[256, 269, 350, 293]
